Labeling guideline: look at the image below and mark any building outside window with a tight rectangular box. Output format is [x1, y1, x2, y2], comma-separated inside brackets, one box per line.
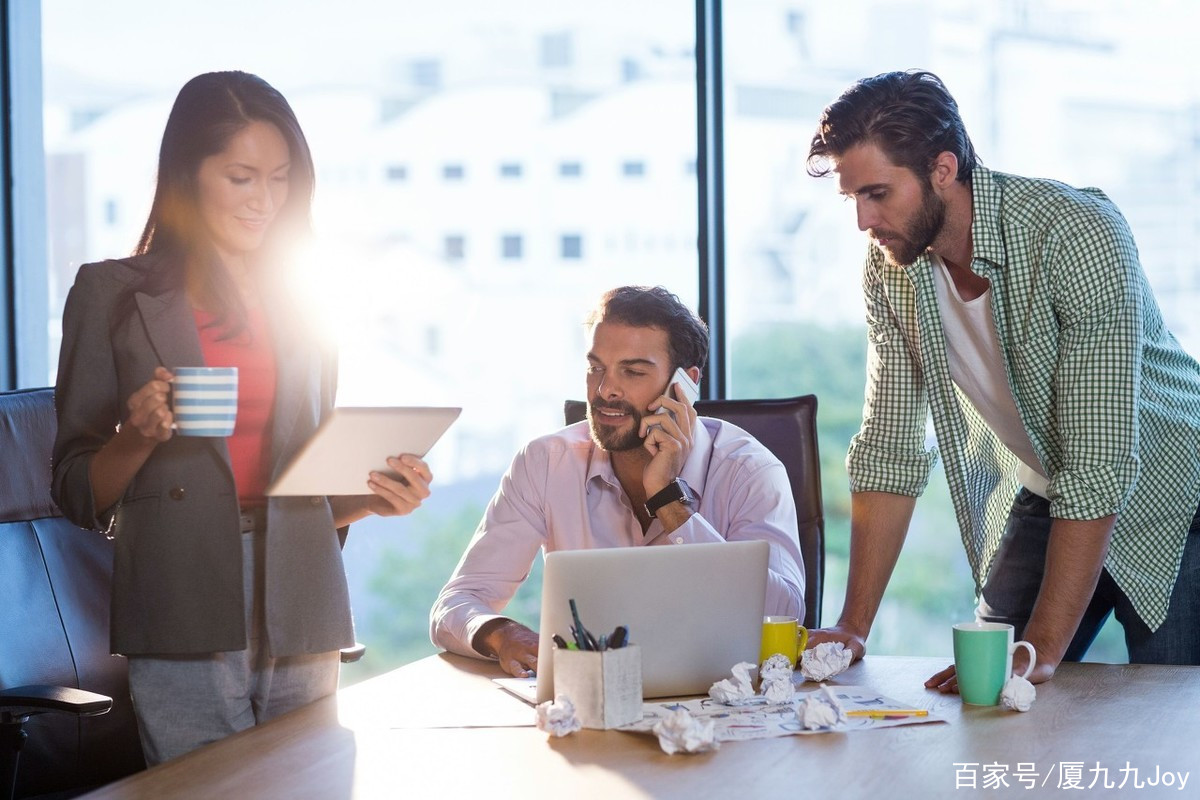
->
[560, 233, 583, 260]
[501, 234, 523, 260]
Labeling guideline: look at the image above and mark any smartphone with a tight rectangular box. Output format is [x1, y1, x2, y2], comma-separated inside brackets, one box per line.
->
[655, 367, 700, 415]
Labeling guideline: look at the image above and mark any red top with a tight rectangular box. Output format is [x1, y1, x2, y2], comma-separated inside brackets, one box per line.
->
[193, 306, 277, 506]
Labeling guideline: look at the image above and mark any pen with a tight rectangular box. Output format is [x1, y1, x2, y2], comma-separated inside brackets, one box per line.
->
[846, 709, 928, 718]
[568, 598, 598, 650]
[608, 625, 628, 649]
[552, 634, 570, 650]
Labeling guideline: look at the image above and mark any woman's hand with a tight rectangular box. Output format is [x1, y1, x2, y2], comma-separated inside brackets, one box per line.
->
[366, 454, 433, 517]
[125, 367, 175, 442]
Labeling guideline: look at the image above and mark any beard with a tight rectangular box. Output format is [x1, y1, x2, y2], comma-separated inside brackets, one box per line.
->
[586, 398, 646, 452]
[871, 181, 946, 267]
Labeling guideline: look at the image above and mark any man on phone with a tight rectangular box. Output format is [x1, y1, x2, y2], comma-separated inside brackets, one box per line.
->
[430, 286, 805, 677]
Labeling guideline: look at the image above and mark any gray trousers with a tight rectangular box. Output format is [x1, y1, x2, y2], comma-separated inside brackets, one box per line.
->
[127, 528, 340, 766]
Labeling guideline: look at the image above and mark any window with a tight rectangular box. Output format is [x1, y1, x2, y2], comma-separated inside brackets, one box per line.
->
[719, 1, 1200, 665]
[560, 233, 583, 260]
[540, 31, 573, 68]
[620, 160, 646, 177]
[32, 1, 695, 683]
[443, 234, 465, 261]
[501, 234, 523, 260]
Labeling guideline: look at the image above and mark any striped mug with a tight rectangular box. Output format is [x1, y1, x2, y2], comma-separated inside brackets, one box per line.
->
[170, 367, 238, 437]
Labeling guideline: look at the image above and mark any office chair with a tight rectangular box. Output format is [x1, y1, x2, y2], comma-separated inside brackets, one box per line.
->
[0, 388, 146, 799]
[564, 395, 824, 629]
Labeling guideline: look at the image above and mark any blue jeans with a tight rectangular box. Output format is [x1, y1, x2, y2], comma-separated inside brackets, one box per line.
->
[978, 488, 1200, 664]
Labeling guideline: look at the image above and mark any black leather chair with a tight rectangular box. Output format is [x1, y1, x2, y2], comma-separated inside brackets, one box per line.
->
[0, 388, 146, 799]
[564, 395, 824, 629]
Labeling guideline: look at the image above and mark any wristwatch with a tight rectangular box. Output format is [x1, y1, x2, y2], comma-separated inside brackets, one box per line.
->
[645, 478, 696, 519]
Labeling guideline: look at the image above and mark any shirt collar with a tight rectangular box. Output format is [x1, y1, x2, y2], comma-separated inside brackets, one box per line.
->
[968, 165, 1008, 269]
[584, 416, 715, 498]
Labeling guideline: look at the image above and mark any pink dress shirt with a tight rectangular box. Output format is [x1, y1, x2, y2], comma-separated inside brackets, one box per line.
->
[430, 418, 806, 658]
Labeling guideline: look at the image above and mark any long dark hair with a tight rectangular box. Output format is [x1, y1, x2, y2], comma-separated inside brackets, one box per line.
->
[131, 71, 315, 336]
[807, 70, 979, 184]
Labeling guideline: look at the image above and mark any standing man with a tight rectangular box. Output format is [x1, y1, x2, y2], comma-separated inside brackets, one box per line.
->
[431, 286, 805, 678]
[805, 70, 1200, 688]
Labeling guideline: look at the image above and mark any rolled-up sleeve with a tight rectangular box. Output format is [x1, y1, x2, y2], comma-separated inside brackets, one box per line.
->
[1043, 204, 1143, 520]
[429, 444, 548, 658]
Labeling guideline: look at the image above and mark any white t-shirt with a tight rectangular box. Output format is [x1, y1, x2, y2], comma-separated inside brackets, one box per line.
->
[931, 255, 1049, 498]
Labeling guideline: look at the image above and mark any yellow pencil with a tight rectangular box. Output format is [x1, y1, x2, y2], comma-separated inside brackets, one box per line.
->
[846, 709, 929, 718]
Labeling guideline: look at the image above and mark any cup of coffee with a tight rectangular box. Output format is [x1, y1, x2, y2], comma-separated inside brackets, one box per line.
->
[171, 367, 238, 437]
[759, 616, 809, 668]
[952, 621, 1037, 706]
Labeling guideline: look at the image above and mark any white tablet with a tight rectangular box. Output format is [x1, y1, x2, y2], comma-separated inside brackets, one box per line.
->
[265, 406, 461, 497]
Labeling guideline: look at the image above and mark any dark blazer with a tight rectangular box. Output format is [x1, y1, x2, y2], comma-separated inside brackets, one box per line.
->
[52, 254, 354, 658]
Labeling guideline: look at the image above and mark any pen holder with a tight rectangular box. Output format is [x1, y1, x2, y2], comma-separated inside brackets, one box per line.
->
[552, 645, 643, 729]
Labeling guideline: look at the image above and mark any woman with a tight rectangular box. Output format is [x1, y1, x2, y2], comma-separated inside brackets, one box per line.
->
[51, 71, 431, 765]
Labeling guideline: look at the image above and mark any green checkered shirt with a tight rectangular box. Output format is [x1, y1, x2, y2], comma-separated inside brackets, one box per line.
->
[846, 165, 1200, 630]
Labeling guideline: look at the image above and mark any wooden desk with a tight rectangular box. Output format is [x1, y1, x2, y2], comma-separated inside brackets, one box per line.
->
[84, 654, 1200, 799]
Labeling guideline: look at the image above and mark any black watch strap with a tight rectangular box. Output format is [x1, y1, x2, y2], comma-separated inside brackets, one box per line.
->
[645, 478, 695, 519]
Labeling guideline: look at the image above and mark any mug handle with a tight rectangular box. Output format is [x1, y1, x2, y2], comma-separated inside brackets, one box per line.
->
[797, 626, 809, 653]
[1011, 640, 1037, 680]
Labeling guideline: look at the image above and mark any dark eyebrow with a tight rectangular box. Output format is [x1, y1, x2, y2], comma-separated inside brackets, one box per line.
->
[839, 182, 889, 198]
[586, 353, 657, 369]
[227, 161, 291, 173]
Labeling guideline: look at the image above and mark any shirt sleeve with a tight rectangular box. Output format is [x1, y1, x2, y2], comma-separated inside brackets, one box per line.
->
[1042, 196, 1143, 519]
[429, 443, 548, 659]
[845, 250, 938, 496]
[649, 460, 807, 621]
[51, 264, 122, 531]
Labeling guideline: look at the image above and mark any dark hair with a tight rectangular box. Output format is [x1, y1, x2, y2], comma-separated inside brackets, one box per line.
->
[584, 286, 709, 374]
[807, 70, 978, 183]
[132, 71, 314, 336]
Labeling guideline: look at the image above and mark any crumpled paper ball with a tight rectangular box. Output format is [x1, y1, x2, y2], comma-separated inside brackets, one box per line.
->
[796, 683, 848, 731]
[653, 708, 720, 755]
[759, 653, 795, 704]
[1001, 675, 1036, 712]
[535, 694, 582, 737]
[760, 653, 794, 679]
[800, 641, 853, 682]
[708, 661, 757, 705]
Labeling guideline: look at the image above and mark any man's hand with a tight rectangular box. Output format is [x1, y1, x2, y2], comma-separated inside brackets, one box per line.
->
[805, 623, 867, 663]
[639, 382, 698, 499]
[925, 645, 1056, 693]
[475, 618, 539, 678]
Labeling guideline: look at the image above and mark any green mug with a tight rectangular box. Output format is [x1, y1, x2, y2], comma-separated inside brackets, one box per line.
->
[952, 621, 1036, 706]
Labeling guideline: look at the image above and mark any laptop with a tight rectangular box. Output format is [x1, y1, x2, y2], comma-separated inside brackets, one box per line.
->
[528, 540, 768, 704]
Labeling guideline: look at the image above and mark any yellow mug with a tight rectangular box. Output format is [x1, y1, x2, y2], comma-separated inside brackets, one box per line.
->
[759, 615, 809, 668]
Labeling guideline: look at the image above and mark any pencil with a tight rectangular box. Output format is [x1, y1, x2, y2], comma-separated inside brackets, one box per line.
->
[846, 709, 929, 718]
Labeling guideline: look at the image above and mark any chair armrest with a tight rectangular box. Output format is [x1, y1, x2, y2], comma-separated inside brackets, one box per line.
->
[0, 685, 112, 720]
[339, 643, 367, 664]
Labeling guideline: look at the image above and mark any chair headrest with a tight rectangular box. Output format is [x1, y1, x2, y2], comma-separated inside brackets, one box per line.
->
[0, 388, 62, 522]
